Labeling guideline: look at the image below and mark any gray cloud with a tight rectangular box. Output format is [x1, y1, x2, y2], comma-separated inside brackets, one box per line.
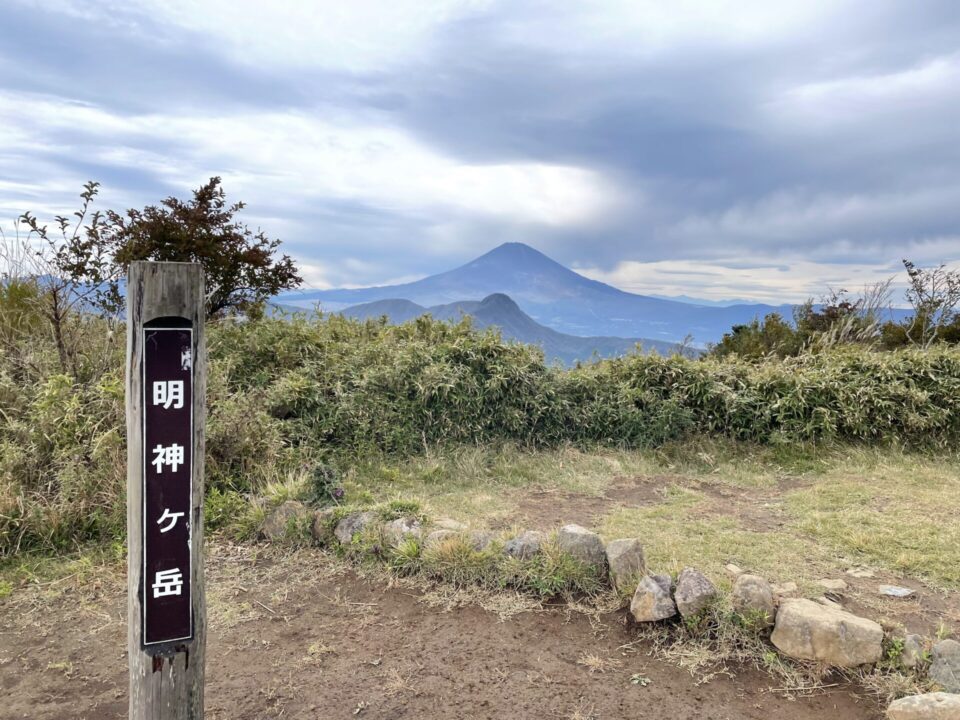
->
[1, 0, 958, 300]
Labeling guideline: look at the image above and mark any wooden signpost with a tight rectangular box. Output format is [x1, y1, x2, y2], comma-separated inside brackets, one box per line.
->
[126, 262, 206, 720]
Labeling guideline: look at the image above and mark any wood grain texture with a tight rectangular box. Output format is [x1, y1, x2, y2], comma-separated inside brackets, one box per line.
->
[126, 262, 206, 720]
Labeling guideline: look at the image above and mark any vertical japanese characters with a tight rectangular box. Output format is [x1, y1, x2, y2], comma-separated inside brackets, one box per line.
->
[142, 326, 193, 645]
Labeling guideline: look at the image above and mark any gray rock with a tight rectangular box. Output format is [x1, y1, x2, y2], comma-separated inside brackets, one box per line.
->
[770, 598, 883, 667]
[879, 585, 916, 598]
[887, 693, 960, 720]
[558, 524, 607, 567]
[930, 639, 960, 693]
[724, 563, 744, 577]
[382, 517, 423, 547]
[605, 538, 646, 591]
[470, 530, 495, 552]
[434, 518, 468, 531]
[310, 507, 338, 543]
[261, 500, 307, 540]
[504, 530, 545, 559]
[901, 634, 925, 670]
[674, 568, 717, 619]
[731, 574, 777, 626]
[334, 511, 377, 545]
[423, 529, 458, 549]
[630, 574, 677, 622]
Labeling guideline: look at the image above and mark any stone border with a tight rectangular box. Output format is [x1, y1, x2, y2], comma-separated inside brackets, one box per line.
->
[262, 501, 958, 715]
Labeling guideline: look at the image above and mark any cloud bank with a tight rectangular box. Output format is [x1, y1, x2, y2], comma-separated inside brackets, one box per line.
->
[1, 0, 958, 300]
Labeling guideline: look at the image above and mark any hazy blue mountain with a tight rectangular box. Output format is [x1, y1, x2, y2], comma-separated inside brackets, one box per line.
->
[276, 242, 906, 344]
[648, 294, 759, 307]
[341, 293, 691, 365]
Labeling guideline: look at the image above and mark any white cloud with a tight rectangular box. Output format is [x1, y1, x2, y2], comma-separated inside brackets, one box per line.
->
[4, 0, 960, 296]
[18, 0, 860, 72]
[16, 0, 495, 72]
[576, 257, 918, 304]
[767, 53, 960, 132]
[0, 90, 617, 229]
[497, 0, 851, 60]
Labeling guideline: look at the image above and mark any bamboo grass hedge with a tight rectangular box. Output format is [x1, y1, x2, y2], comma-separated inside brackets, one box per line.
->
[3, 313, 960, 554]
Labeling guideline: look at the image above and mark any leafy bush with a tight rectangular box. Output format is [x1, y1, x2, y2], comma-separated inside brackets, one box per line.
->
[4, 308, 960, 556]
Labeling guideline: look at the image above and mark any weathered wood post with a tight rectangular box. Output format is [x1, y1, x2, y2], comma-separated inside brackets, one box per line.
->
[126, 262, 206, 720]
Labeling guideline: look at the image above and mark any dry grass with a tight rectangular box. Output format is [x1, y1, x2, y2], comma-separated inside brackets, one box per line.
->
[783, 453, 960, 587]
[382, 666, 419, 697]
[576, 652, 622, 674]
[598, 445, 960, 592]
[564, 699, 599, 720]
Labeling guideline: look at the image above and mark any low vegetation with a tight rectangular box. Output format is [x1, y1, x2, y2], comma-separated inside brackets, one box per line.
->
[711, 263, 960, 359]
[3, 298, 960, 561]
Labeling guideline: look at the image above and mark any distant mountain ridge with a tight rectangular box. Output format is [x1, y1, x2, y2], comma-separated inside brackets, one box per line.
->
[277, 242, 906, 344]
[339, 293, 689, 365]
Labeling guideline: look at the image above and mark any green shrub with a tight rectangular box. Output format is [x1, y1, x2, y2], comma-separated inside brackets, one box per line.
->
[4, 307, 960, 557]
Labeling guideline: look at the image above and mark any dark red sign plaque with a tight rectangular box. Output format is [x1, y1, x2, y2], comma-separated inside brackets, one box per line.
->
[141, 321, 194, 646]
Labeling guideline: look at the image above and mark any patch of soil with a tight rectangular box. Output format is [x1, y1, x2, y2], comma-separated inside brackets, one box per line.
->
[511, 474, 691, 528]
[509, 488, 615, 529]
[0, 544, 883, 720]
[513, 474, 794, 534]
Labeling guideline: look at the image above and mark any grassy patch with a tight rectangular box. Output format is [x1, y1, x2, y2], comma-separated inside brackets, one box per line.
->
[339, 443, 660, 523]
[0, 542, 125, 603]
[784, 452, 960, 587]
[598, 505, 833, 594]
[338, 440, 960, 593]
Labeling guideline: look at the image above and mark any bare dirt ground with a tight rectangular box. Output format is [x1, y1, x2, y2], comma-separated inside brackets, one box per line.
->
[1, 543, 884, 720]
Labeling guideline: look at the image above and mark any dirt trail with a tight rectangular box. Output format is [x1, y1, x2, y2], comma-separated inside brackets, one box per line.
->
[0, 544, 883, 720]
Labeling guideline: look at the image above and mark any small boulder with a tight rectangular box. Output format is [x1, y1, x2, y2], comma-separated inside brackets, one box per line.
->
[930, 639, 960, 693]
[605, 538, 646, 591]
[261, 500, 307, 540]
[674, 568, 717, 619]
[879, 585, 916, 599]
[630, 574, 677, 622]
[731, 574, 777, 626]
[310, 507, 338, 543]
[423, 529, 458, 549]
[504, 530, 545, 560]
[382, 517, 423, 547]
[558, 524, 607, 567]
[434, 518, 468, 531]
[334, 511, 377, 545]
[887, 693, 960, 720]
[901, 634, 925, 670]
[771, 598, 883, 667]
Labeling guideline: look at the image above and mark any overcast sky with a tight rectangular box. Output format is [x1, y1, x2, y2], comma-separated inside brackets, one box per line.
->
[2, 0, 959, 302]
